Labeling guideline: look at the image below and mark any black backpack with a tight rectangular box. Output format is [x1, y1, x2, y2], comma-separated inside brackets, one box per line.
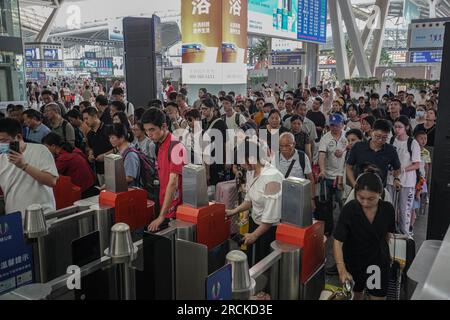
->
[123, 147, 157, 200]
[283, 150, 307, 178]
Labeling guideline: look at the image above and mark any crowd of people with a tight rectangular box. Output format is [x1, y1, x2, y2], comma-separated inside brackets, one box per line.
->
[0, 78, 439, 300]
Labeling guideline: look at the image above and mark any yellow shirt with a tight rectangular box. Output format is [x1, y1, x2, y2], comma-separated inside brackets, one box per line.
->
[254, 112, 264, 126]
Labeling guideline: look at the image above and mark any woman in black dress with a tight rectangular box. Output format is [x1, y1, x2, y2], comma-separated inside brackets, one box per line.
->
[333, 172, 395, 300]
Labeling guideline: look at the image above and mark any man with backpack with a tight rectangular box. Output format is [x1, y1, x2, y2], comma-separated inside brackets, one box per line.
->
[221, 95, 246, 130]
[274, 132, 315, 211]
[142, 108, 186, 232]
[44, 103, 75, 146]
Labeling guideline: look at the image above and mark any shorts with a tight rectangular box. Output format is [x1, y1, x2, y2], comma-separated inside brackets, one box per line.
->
[349, 266, 389, 298]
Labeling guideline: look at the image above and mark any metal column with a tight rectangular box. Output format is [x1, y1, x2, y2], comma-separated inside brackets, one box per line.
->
[305, 42, 319, 87]
[349, 0, 385, 76]
[339, 0, 371, 77]
[329, 0, 349, 80]
[35, 0, 63, 42]
[369, 0, 390, 75]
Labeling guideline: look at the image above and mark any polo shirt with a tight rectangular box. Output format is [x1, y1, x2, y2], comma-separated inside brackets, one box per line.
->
[51, 119, 75, 145]
[156, 133, 186, 218]
[318, 131, 347, 180]
[27, 123, 51, 143]
[86, 122, 113, 174]
[346, 140, 401, 186]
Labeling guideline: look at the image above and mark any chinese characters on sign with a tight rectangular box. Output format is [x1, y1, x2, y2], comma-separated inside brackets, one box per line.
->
[0, 213, 34, 294]
[229, 0, 242, 16]
[193, 21, 211, 34]
[192, 0, 212, 15]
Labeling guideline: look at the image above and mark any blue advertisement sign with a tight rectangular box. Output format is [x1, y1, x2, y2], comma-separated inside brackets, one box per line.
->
[43, 49, 59, 60]
[409, 51, 442, 63]
[0, 212, 34, 294]
[206, 264, 232, 300]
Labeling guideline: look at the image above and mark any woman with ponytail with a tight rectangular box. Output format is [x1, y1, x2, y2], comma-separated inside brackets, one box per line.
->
[42, 132, 97, 198]
[387, 115, 421, 237]
[108, 123, 141, 187]
[333, 171, 396, 300]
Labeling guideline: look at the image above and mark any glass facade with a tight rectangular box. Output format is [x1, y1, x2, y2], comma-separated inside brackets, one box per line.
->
[0, 0, 25, 103]
[0, 0, 21, 37]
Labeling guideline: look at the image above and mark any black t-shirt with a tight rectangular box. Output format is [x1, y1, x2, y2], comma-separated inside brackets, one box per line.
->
[100, 107, 113, 125]
[293, 131, 309, 152]
[261, 126, 289, 150]
[334, 200, 395, 271]
[203, 117, 228, 163]
[401, 105, 416, 119]
[86, 122, 113, 174]
[346, 140, 401, 186]
[306, 110, 326, 140]
[414, 123, 435, 147]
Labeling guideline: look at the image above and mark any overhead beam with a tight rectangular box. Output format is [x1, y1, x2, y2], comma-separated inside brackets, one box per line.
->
[339, 0, 371, 77]
[369, 0, 390, 75]
[329, 0, 349, 80]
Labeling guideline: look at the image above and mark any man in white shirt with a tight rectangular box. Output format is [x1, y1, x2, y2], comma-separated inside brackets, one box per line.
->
[274, 133, 316, 211]
[0, 118, 58, 218]
[318, 113, 348, 234]
[221, 95, 246, 130]
[111, 87, 135, 123]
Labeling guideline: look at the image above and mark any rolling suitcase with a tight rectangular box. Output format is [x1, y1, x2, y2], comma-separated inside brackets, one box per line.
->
[215, 180, 239, 234]
[388, 190, 416, 300]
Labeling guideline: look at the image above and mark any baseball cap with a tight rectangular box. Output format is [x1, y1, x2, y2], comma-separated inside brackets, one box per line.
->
[329, 113, 344, 125]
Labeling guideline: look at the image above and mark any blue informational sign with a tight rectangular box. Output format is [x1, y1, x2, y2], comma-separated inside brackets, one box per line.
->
[297, 0, 327, 43]
[409, 51, 443, 63]
[25, 61, 42, 68]
[25, 48, 39, 60]
[271, 52, 302, 65]
[0, 212, 34, 294]
[206, 264, 232, 300]
[43, 49, 59, 60]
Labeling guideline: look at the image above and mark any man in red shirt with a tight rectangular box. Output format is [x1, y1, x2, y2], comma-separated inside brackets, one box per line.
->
[142, 108, 186, 231]
[42, 132, 97, 198]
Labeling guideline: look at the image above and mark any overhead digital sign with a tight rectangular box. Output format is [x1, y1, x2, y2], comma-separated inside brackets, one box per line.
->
[409, 51, 442, 63]
[248, 0, 327, 43]
[25, 48, 40, 60]
[43, 49, 59, 60]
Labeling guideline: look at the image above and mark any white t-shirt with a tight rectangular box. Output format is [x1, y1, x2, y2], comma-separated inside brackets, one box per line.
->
[224, 112, 246, 130]
[387, 138, 421, 188]
[124, 100, 135, 118]
[0, 143, 58, 218]
[318, 131, 347, 179]
[245, 164, 283, 226]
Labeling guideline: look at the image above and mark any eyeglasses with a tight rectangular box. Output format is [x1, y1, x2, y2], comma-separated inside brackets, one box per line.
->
[373, 134, 389, 141]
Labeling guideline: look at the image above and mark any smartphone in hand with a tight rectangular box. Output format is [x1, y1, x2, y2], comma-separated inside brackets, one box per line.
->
[9, 141, 20, 153]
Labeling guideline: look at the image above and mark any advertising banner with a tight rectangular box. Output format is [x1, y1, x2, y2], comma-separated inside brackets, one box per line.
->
[408, 18, 449, 50]
[248, 0, 327, 43]
[109, 19, 124, 41]
[182, 0, 248, 84]
[0, 212, 34, 294]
